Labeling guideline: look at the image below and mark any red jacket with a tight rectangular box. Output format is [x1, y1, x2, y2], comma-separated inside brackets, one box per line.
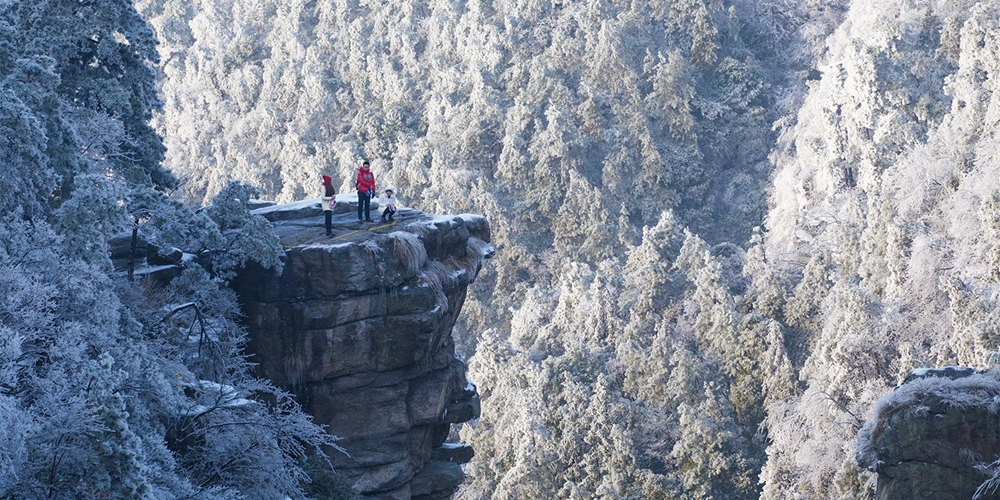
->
[356, 168, 376, 193]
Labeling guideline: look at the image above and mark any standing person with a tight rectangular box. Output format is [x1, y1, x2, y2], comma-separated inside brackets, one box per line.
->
[378, 187, 398, 222]
[321, 175, 336, 237]
[356, 160, 376, 223]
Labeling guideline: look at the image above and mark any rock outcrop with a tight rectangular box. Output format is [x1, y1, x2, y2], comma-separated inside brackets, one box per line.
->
[856, 368, 1000, 500]
[231, 197, 492, 500]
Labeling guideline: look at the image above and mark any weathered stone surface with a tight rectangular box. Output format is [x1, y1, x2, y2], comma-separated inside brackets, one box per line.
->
[329, 432, 410, 469]
[410, 460, 465, 500]
[429, 424, 451, 449]
[109, 232, 148, 267]
[345, 459, 414, 494]
[320, 345, 455, 393]
[407, 426, 436, 471]
[108, 233, 196, 285]
[245, 199, 276, 210]
[858, 369, 1000, 500]
[232, 201, 492, 499]
[307, 382, 412, 439]
[442, 397, 477, 425]
[408, 361, 467, 426]
[367, 484, 411, 500]
[150, 246, 184, 266]
[244, 309, 456, 386]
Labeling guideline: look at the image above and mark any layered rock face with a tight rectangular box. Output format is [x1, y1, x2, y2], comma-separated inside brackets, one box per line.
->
[231, 200, 492, 500]
[857, 368, 1000, 500]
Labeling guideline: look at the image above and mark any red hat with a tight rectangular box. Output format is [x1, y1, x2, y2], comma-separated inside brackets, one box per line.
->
[322, 175, 332, 184]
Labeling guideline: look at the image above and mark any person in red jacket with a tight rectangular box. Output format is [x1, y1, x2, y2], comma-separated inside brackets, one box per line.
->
[356, 160, 376, 223]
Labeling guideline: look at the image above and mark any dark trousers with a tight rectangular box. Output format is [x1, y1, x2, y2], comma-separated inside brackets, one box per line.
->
[381, 206, 396, 221]
[325, 211, 332, 234]
[357, 191, 371, 220]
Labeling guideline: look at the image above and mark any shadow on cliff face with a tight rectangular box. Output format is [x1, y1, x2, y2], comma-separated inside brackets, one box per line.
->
[230, 198, 493, 500]
[857, 367, 1000, 500]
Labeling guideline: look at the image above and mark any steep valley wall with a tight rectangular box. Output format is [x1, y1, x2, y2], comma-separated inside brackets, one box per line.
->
[231, 201, 493, 500]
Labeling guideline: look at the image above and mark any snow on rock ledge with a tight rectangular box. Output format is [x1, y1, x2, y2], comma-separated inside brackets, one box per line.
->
[231, 199, 492, 500]
[856, 367, 1000, 500]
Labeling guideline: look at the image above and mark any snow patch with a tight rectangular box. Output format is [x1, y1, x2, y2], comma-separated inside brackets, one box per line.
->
[247, 199, 276, 209]
[179, 380, 254, 417]
[133, 264, 179, 275]
[301, 242, 354, 251]
[457, 213, 486, 225]
[414, 214, 460, 230]
[164, 302, 196, 315]
[250, 198, 319, 215]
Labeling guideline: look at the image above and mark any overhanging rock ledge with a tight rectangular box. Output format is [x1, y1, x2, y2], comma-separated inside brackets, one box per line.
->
[231, 199, 493, 500]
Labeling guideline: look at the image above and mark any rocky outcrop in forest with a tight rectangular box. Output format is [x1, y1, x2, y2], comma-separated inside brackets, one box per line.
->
[857, 368, 1000, 500]
[231, 198, 493, 500]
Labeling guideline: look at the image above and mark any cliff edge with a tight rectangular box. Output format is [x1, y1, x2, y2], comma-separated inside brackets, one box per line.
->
[231, 198, 493, 500]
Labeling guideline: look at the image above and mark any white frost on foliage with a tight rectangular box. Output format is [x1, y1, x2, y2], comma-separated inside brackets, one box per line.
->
[387, 231, 427, 275]
[419, 261, 453, 313]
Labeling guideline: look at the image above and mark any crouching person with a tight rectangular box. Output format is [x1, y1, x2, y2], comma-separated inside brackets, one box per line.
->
[378, 187, 398, 222]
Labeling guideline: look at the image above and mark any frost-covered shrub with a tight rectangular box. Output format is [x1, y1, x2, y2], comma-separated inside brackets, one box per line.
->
[207, 181, 284, 282]
[387, 231, 427, 275]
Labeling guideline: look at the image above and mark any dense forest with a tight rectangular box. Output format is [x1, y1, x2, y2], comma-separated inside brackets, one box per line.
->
[5, 0, 1000, 498]
[0, 1, 347, 498]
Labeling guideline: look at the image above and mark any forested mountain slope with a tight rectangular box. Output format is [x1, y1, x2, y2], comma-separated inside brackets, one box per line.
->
[134, 0, 838, 497]
[762, 1, 1000, 497]
[5, 0, 1000, 498]
[138, 0, 814, 242]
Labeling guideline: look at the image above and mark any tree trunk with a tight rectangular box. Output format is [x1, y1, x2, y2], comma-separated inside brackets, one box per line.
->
[128, 225, 138, 282]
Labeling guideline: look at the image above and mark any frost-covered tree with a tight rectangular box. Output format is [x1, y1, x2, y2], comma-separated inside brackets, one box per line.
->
[0, 209, 340, 498]
[206, 180, 283, 282]
[0, 2, 346, 497]
[4, 0, 173, 191]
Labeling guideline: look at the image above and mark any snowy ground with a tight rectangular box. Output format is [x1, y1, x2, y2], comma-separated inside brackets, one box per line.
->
[251, 197, 486, 248]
